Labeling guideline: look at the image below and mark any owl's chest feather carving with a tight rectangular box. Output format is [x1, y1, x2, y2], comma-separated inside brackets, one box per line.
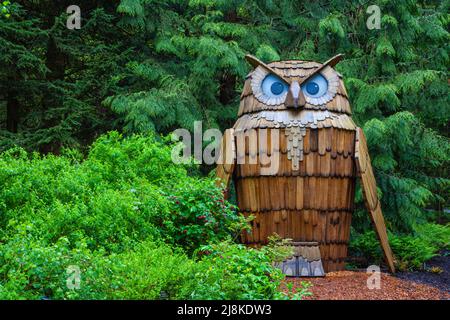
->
[285, 127, 307, 170]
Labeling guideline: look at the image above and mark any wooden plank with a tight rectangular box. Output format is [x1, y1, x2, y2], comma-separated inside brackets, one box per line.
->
[318, 129, 327, 155]
[344, 130, 354, 157]
[216, 129, 236, 189]
[310, 129, 318, 152]
[333, 178, 341, 209]
[259, 177, 270, 210]
[338, 81, 349, 97]
[291, 211, 299, 241]
[303, 129, 311, 153]
[322, 152, 332, 176]
[330, 127, 338, 158]
[296, 177, 304, 209]
[337, 129, 345, 155]
[303, 178, 311, 209]
[286, 177, 296, 209]
[317, 178, 326, 210]
[355, 128, 396, 273]
[318, 212, 327, 243]
[305, 152, 315, 176]
[326, 177, 335, 209]
[304, 210, 313, 241]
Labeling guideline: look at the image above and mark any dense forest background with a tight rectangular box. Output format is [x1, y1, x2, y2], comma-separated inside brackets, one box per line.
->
[0, 0, 448, 299]
[2, 0, 448, 232]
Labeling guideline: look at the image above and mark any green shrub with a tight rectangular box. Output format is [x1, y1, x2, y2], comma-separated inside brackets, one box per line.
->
[0, 225, 106, 300]
[349, 230, 384, 265]
[0, 233, 308, 300]
[350, 223, 449, 271]
[163, 178, 249, 253]
[85, 132, 189, 187]
[190, 242, 284, 299]
[0, 132, 287, 300]
[186, 241, 310, 300]
[97, 240, 199, 300]
[0, 230, 196, 300]
[0, 132, 243, 253]
[94, 240, 310, 300]
[413, 223, 450, 250]
[389, 235, 437, 270]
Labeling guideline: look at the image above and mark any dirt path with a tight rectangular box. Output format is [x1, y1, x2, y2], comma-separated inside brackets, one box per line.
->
[284, 271, 450, 300]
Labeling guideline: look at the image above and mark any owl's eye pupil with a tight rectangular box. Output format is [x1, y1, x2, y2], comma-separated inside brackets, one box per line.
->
[306, 82, 319, 95]
[270, 82, 284, 95]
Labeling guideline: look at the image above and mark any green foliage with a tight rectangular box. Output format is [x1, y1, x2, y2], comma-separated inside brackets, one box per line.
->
[389, 235, 438, 271]
[163, 178, 249, 253]
[255, 44, 280, 62]
[0, 1, 11, 18]
[0, 2, 130, 152]
[0, 231, 199, 299]
[413, 223, 450, 250]
[0, 236, 309, 300]
[318, 14, 345, 40]
[0, 132, 245, 252]
[352, 111, 449, 233]
[350, 223, 450, 271]
[92, 241, 200, 300]
[0, 229, 106, 299]
[0, 132, 306, 299]
[192, 241, 310, 300]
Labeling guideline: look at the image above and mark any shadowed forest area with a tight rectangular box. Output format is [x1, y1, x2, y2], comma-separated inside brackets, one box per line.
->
[0, 0, 448, 299]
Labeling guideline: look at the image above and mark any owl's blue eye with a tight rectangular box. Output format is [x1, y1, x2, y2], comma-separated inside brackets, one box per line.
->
[305, 82, 319, 95]
[302, 74, 328, 98]
[271, 82, 284, 95]
[262, 74, 288, 98]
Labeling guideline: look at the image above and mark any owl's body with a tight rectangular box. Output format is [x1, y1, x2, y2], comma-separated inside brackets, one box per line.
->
[217, 56, 395, 274]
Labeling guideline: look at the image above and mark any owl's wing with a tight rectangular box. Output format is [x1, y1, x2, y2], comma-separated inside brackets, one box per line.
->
[216, 129, 236, 196]
[355, 128, 396, 273]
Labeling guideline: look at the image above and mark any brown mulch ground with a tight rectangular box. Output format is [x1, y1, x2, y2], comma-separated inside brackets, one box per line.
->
[283, 271, 450, 300]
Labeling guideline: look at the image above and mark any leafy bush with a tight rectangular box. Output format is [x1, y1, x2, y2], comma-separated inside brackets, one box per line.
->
[0, 231, 197, 300]
[94, 240, 199, 300]
[0, 226, 104, 300]
[413, 223, 450, 250]
[0, 233, 307, 300]
[188, 241, 310, 300]
[96, 240, 310, 300]
[163, 178, 249, 253]
[190, 242, 285, 300]
[0, 132, 305, 300]
[0, 132, 244, 252]
[349, 230, 384, 265]
[389, 235, 437, 271]
[350, 223, 450, 271]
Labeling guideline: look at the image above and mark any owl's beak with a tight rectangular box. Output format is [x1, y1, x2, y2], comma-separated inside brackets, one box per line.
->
[285, 81, 306, 109]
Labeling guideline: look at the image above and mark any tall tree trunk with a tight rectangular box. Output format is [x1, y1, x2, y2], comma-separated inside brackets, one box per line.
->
[6, 91, 19, 133]
[46, 36, 66, 81]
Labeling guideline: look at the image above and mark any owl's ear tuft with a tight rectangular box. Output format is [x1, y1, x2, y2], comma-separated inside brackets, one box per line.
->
[323, 54, 344, 67]
[244, 54, 290, 83]
[245, 54, 265, 68]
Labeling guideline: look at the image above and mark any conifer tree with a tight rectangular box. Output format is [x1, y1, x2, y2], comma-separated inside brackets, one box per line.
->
[1, 1, 129, 152]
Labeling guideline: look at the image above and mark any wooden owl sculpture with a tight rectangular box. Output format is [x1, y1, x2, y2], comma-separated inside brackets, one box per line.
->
[216, 54, 395, 275]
